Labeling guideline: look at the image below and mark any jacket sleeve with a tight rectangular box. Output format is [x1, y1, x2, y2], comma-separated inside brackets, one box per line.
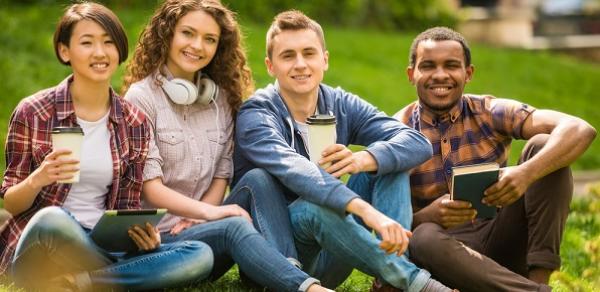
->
[236, 99, 358, 216]
[343, 92, 433, 175]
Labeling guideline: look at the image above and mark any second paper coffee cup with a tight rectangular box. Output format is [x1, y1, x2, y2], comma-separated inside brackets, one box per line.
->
[306, 114, 336, 166]
[51, 126, 84, 184]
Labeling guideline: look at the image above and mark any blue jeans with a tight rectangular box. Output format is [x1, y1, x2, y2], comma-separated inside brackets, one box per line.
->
[161, 216, 318, 292]
[225, 168, 298, 261]
[289, 172, 431, 292]
[11, 206, 212, 291]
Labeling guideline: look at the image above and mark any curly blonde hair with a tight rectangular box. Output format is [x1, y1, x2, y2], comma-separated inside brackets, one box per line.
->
[122, 0, 253, 116]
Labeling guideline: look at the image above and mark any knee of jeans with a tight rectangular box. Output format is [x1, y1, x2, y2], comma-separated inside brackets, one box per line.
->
[242, 168, 278, 189]
[28, 207, 78, 237]
[290, 200, 334, 226]
[180, 241, 214, 280]
[222, 216, 258, 239]
[409, 223, 445, 257]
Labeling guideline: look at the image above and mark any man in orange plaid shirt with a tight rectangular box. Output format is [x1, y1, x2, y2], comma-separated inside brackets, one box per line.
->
[390, 27, 596, 292]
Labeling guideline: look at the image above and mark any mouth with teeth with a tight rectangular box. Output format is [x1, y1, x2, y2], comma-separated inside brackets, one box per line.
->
[183, 51, 202, 61]
[291, 74, 311, 81]
[427, 84, 454, 96]
[90, 63, 109, 69]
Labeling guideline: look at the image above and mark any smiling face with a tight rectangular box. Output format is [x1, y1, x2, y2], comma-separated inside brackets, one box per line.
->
[58, 19, 119, 85]
[408, 39, 474, 115]
[167, 9, 220, 82]
[266, 29, 328, 102]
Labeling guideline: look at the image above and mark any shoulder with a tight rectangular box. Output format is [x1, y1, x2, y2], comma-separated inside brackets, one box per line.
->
[12, 86, 58, 123]
[116, 95, 147, 129]
[464, 94, 534, 115]
[240, 84, 279, 112]
[393, 101, 419, 123]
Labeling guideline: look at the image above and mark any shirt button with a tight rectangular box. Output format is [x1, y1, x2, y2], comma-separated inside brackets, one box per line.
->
[446, 168, 452, 174]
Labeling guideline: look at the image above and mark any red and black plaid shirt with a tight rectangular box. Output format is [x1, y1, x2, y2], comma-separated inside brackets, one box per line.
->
[0, 76, 149, 273]
[394, 94, 535, 212]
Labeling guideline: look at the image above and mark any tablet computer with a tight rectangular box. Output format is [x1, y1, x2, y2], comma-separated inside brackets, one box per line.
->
[90, 209, 167, 252]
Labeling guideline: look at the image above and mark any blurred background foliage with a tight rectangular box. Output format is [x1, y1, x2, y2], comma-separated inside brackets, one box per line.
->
[0, 0, 458, 31]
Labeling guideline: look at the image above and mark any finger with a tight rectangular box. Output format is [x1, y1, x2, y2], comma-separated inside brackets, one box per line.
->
[128, 228, 149, 250]
[133, 225, 153, 248]
[47, 149, 73, 160]
[484, 187, 514, 205]
[378, 228, 392, 252]
[397, 229, 409, 256]
[320, 144, 345, 158]
[444, 199, 472, 209]
[392, 226, 403, 254]
[443, 208, 477, 217]
[146, 222, 159, 243]
[331, 164, 354, 178]
[324, 158, 348, 174]
[320, 147, 352, 165]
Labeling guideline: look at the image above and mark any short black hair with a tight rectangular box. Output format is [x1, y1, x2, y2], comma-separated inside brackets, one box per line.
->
[53, 2, 128, 66]
[409, 27, 471, 68]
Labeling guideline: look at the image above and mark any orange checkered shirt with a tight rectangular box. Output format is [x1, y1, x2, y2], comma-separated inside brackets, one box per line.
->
[394, 94, 535, 212]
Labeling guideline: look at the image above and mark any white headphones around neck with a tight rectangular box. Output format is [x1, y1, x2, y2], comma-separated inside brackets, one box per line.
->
[159, 74, 218, 105]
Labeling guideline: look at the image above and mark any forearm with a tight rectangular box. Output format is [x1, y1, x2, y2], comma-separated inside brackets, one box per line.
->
[3, 174, 43, 216]
[200, 178, 227, 206]
[346, 197, 375, 219]
[521, 118, 596, 182]
[142, 178, 214, 220]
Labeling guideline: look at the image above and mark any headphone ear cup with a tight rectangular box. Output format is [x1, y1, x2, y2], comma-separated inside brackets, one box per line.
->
[162, 78, 198, 105]
[197, 77, 217, 105]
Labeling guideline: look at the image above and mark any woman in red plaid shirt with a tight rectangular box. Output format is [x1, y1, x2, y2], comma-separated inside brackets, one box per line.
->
[0, 2, 211, 290]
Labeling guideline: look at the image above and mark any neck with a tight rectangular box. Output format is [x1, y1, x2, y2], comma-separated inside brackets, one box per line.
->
[70, 76, 111, 122]
[280, 89, 318, 123]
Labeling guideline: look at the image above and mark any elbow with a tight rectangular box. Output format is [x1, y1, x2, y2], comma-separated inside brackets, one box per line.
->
[416, 137, 434, 164]
[573, 118, 597, 145]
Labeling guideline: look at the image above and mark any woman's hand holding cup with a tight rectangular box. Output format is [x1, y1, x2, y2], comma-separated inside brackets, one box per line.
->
[29, 149, 80, 189]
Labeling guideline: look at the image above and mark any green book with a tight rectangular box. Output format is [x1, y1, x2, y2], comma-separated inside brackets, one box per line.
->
[451, 163, 499, 219]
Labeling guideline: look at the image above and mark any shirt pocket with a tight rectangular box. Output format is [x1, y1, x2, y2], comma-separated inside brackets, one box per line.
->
[156, 130, 186, 163]
[206, 129, 228, 159]
[31, 142, 52, 167]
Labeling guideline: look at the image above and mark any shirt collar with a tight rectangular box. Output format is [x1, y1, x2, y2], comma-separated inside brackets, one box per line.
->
[418, 96, 464, 126]
[54, 74, 123, 124]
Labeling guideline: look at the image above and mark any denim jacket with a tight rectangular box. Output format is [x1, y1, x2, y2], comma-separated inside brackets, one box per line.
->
[233, 83, 432, 216]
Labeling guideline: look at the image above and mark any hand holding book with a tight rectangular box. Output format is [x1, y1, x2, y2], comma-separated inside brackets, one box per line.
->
[482, 165, 533, 207]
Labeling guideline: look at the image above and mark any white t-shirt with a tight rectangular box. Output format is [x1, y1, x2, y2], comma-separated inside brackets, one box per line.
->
[63, 112, 113, 229]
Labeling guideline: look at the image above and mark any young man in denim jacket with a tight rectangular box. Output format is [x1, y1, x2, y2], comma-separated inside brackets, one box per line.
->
[233, 10, 455, 292]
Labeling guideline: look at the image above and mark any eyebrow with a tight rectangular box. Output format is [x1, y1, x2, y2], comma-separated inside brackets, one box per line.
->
[78, 32, 110, 39]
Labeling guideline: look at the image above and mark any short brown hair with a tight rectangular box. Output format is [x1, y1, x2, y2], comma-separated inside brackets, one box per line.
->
[266, 10, 326, 59]
[409, 26, 471, 68]
[53, 2, 128, 66]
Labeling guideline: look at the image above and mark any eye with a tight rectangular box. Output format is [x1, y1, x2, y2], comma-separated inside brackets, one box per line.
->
[206, 37, 218, 44]
[81, 41, 92, 46]
[182, 30, 193, 37]
[104, 39, 114, 45]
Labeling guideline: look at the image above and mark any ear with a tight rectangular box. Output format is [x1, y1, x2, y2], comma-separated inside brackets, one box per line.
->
[58, 43, 70, 64]
[465, 64, 475, 83]
[323, 50, 329, 72]
[407, 66, 415, 85]
[265, 56, 274, 77]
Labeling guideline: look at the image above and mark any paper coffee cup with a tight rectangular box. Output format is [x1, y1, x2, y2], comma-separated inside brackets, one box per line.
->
[307, 114, 336, 167]
[51, 126, 84, 184]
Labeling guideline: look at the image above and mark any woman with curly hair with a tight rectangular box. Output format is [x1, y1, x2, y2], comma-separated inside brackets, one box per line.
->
[122, 1, 329, 291]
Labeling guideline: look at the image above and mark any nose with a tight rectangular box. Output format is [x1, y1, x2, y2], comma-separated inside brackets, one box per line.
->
[190, 36, 204, 52]
[432, 66, 449, 81]
[294, 55, 307, 69]
[92, 43, 107, 58]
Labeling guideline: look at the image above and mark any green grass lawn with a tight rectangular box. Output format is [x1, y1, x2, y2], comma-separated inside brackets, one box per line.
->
[0, 3, 599, 291]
